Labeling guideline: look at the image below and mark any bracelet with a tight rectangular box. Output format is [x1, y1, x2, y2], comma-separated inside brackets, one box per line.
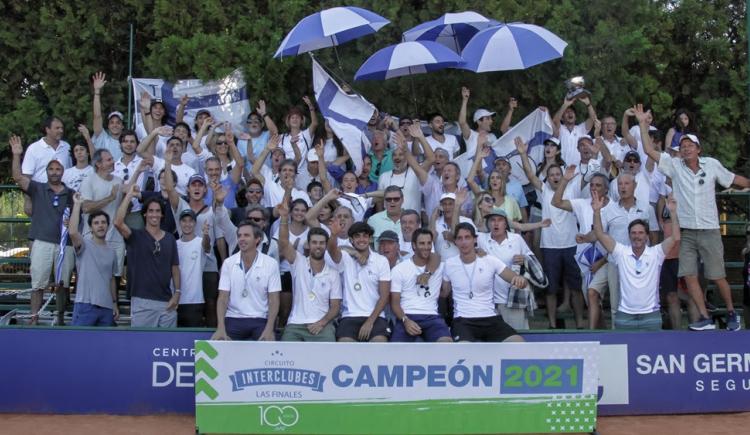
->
[174, 289, 181, 293]
[262, 113, 269, 118]
[401, 316, 408, 323]
[144, 112, 151, 115]
[280, 220, 289, 224]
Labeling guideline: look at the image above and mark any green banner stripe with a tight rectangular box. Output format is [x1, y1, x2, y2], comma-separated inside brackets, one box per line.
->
[196, 398, 597, 434]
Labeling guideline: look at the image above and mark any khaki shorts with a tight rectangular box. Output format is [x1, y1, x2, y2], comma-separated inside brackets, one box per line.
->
[582, 263, 620, 314]
[678, 229, 725, 280]
[30, 240, 75, 290]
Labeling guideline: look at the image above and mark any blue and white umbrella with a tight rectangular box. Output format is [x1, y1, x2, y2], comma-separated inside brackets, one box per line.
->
[354, 41, 464, 81]
[402, 11, 500, 53]
[274, 7, 390, 59]
[460, 23, 568, 72]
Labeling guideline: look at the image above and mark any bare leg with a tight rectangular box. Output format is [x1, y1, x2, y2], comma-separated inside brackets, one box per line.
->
[684, 275, 708, 318]
[588, 289, 601, 329]
[571, 288, 585, 328]
[713, 278, 735, 312]
[30, 289, 43, 325]
[503, 334, 525, 343]
[546, 294, 557, 328]
[278, 292, 292, 328]
[666, 292, 682, 329]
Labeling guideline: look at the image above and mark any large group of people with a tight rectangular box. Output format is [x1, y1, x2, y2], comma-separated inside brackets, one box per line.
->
[8, 70, 748, 342]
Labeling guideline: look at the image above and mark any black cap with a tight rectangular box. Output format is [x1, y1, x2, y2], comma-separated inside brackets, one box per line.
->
[348, 222, 374, 238]
[623, 151, 641, 162]
[377, 230, 399, 243]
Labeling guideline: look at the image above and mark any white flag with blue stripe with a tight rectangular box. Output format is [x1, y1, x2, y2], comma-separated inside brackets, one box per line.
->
[312, 58, 376, 172]
[132, 69, 250, 134]
[490, 108, 554, 184]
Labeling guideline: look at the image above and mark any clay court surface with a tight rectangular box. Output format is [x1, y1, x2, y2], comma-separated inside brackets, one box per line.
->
[1, 412, 749, 434]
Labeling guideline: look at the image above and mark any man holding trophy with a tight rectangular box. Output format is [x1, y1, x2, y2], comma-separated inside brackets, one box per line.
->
[552, 77, 598, 167]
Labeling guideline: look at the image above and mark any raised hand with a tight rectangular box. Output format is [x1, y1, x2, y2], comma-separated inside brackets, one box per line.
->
[266, 133, 280, 151]
[256, 100, 267, 116]
[455, 187, 468, 206]
[508, 97, 518, 109]
[92, 72, 107, 92]
[579, 96, 591, 106]
[77, 124, 91, 139]
[593, 118, 602, 137]
[407, 121, 424, 139]
[461, 86, 470, 100]
[213, 184, 228, 204]
[73, 192, 83, 205]
[224, 122, 234, 144]
[302, 95, 314, 109]
[179, 94, 189, 107]
[9, 135, 23, 155]
[156, 125, 173, 136]
[393, 130, 407, 149]
[139, 91, 151, 111]
[591, 190, 605, 212]
[278, 200, 290, 218]
[632, 104, 649, 124]
[563, 164, 577, 181]
[513, 136, 528, 154]
[666, 193, 677, 213]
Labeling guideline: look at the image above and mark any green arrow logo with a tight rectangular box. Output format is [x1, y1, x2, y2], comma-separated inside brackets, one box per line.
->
[195, 378, 218, 400]
[195, 341, 218, 359]
[195, 358, 218, 380]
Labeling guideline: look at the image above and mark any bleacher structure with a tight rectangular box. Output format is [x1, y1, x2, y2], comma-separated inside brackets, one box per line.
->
[0, 185, 746, 328]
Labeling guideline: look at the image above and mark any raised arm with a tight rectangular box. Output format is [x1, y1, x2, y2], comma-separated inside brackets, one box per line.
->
[634, 104, 661, 164]
[326, 217, 344, 264]
[580, 96, 597, 132]
[466, 135, 490, 195]
[192, 116, 213, 155]
[499, 97, 517, 134]
[592, 120, 614, 174]
[515, 137, 542, 190]
[225, 123, 244, 184]
[406, 123, 433, 184]
[77, 124, 96, 159]
[175, 95, 188, 124]
[251, 133, 280, 185]
[10, 135, 30, 192]
[660, 194, 680, 255]
[137, 125, 172, 158]
[68, 192, 84, 250]
[277, 200, 297, 264]
[552, 98, 574, 138]
[114, 184, 138, 240]
[139, 91, 154, 134]
[458, 87, 472, 140]
[162, 149, 181, 211]
[256, 100, 278, 136]
[621, 108, 637, 148]
[551, 165, 576, 212]
[302, 95, 318, 134]
[91, 72, 107, 137]
[305, 188, 339, 228]
[591, 191, 616, 253]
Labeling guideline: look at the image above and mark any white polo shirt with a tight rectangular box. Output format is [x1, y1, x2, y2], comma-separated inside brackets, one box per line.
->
[391, 259, 444, 315]
[434, 216, 475, 259]
[443, 255, 507, 318]
[610, 243, 666, 314]
[287, 256, 342, 325]
[263, 178, 311, 208]
[558, 122, 589, 166]
[539, 182, 578, 249]
[21, 138, 72, 182]
[426, 134, 460, 158]
[218, 252, 282, 319]
[332, 250, 390, 318]
[658, 152, 734, 229]
[602, 136, 628, 163]
[477, 232, 532, 304]
[609, 171, 652, 208]
[601, 200, 657, 245]
[176, 237, 206, 304]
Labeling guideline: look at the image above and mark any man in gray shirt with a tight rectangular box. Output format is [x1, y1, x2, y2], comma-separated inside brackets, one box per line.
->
[68, 192, 118, 326]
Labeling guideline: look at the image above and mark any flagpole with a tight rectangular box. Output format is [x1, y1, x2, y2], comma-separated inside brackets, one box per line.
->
[126, 22, 135, 129]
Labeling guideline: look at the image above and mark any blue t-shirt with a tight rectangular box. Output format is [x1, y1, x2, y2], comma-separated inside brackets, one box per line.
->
[204, 177, 239, 209]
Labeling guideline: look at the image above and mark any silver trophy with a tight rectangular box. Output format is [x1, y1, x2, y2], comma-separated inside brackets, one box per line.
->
[565, 76, 591, 101]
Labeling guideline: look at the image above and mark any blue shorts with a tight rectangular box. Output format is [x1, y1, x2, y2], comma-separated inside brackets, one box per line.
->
[391, 314, 451, 342]
[225, 317, 267, 341]
[72, 302, 114, 327]
[541, 247, 581, 295]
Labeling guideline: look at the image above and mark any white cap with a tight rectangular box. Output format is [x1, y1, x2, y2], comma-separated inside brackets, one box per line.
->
[440, 192, 456, 202]
[306, 149, 319, 162]
[679, 133, 700, 146]
[473, 108, 496, 123]
[108, 111, 124, 120]
[544, 137, 561, 147]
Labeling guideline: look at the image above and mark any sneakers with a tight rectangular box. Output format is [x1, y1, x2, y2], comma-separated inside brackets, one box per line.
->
[689, 316, 716, 331]
[727, 312, 742, 331]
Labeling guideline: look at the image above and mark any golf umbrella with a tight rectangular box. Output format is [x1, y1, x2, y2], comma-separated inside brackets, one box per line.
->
[274, 6, 390, 59]
[354, 41, 464, 81]
[459, 23, 567, 72]
[402, 11, 500, 53]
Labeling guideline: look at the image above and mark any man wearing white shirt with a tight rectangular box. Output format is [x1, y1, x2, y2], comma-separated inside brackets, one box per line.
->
[477, 209, 535, 330]
[458, 87, 499, 157]
[637, 105, 750, 331]
[175, 210, 210, 327]
[391, 228, 452, 342]
[518, 136, 583, 328]
[137, 127, 196, 196]
[378, 129, 432, 212]
[252, 135, 311, 208]
[112, 130, 147, 229]
[441, 223, 526, 342]
[592, 191, 680, 330]
[278, 202, 341, 342]
[212, 222, 281, 341]
[327, 221, 391, 342]
[609, 151, 652, 207]
[399, 209, 421, 257]
[432, 192, 475, 259]
[22, 116, 72, 183]
[425, 113, 460, 158]
[90, 72, 124, 161]
[552, 97, 596, 166]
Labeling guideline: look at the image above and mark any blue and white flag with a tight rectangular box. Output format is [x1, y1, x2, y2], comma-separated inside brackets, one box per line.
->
[132, 69, 250, 134]
[489, 108, 554, 184]
[312, 57, 376, 173]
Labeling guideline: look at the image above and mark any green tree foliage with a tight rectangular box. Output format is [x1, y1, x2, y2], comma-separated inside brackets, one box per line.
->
[0, 0, 746, 178]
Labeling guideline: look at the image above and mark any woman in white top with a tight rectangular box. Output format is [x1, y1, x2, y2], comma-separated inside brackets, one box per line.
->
[272, 196, 310, 327]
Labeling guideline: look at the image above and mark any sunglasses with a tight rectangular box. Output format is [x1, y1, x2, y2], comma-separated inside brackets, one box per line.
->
[482, 196, 495, 203]
[247, 189, 262, 194]
[153, 240, 161, 256]
[384, 197, 401, 203]
[216, 141, 227, 145]
[247, 216, 265, 223]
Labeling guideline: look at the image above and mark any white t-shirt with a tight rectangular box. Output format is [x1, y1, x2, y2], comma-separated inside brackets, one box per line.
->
[79, 172, 123, 243]
[287, 256, 342, 325]
[219, 252, 282, 319]
[569, 197, 609, 269]
[377, 167, 421, 211]
[280, 129, 313, 162]
[174, 199, 221, 273]
[434, 216, 475, 259]
[262, 177, 311, 208]
[337, 194, 372, 223]
[332, 250, 390, 318]
[602, 136, 629, 163]
[391, 259, 444, 315]
[477, 232, 532, 304]
[539, 183, 577, 249]
[152, 156, 196, 196]
[610, 243, 666, 314]
[21, 138, 72, 182]
[271, 225, 308, 272]
[135, 123, 169, 158]
[176, 237, 206, 304]
[559, 122, 589, 166]
[464, 130, 497, 158]
[443, 255, 507, 318]
[62, 165, 93, 192]
[426, 134, 460, 158]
